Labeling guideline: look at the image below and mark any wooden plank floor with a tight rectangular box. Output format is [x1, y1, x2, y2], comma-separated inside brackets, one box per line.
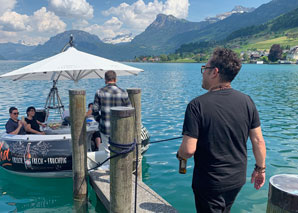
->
[89, 169, 178, 213]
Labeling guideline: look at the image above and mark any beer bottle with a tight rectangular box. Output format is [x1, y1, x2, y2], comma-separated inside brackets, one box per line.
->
[24, 142, 32, 169]
[176, 152, 187, 174]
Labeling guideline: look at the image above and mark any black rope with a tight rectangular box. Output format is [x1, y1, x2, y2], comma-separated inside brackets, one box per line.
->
[149, 136, 183, 144]
[88, 139, 136, 171]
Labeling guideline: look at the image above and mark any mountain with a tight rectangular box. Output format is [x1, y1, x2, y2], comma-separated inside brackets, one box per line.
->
[226, 6, 298, 41]
[130, 14, 211, 54]
[0, 43, 36, 60]
[169, 0, 298, 48]
[176, 6, 298, 55]
[1, 0, 298, 60]
[18, 30, 105, 60]
[205, 6, 255, 23]
[16, 30, 135, 61]
[224, 6, 298, 51]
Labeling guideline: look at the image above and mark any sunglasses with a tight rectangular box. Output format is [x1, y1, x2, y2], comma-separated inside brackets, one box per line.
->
[12, 112, 19, 115]
[201, 65, 215, 74]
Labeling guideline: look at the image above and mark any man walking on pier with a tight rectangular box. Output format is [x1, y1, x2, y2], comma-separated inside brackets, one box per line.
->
[93, 70, 131, 157]
[177, 48, 266, 212]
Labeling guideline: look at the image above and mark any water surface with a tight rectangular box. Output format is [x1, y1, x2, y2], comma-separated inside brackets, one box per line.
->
[0, 61, 297, 212]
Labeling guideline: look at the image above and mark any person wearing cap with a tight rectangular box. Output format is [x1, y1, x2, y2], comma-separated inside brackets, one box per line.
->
[93, 70, 131, 156]
[5, 107, 26, 135]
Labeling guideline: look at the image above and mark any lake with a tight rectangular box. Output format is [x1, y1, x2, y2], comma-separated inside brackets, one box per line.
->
[0, 61, 297, 212]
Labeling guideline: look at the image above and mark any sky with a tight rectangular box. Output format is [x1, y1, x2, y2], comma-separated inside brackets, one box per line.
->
[0, 0, 271, 45]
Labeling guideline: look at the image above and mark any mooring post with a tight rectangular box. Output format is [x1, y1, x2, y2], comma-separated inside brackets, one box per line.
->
[127, 88, 142, 181]
[69, 90, 88, 210]
[267, 174, 298, 212]
[110, 106, 135, 213]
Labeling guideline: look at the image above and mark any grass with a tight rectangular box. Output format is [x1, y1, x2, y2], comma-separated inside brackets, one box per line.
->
[170, 58, 196, 63]
[230, 27, 298, 52]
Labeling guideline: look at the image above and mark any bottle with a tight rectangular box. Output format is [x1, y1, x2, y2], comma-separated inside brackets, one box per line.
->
[176, 151, 187, 174]
[24, 142, 32, 169]
[179, 158, 187, 174]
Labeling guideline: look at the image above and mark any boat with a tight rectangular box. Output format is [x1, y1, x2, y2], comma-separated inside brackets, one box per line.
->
[0, 113, 150, 178]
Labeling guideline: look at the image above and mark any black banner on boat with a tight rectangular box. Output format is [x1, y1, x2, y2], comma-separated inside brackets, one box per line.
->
[0, 139, 72, 173]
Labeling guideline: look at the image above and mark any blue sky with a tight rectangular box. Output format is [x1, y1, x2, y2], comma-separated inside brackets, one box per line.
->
[0, 0, 271, 45]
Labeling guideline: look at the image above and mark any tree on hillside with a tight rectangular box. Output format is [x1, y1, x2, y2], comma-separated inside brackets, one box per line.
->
[160, 54, 168, 62]
[268, 44, 282, 62]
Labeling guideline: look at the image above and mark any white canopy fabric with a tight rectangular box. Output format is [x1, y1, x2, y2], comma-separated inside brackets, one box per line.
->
[0, 47, 143, 82]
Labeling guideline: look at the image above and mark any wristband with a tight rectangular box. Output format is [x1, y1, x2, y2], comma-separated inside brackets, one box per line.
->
[254, 164, 266, 173]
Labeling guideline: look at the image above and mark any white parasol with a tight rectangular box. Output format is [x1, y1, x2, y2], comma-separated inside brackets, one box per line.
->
[0, 37, 143, 120]
[0, 46, 143, 82]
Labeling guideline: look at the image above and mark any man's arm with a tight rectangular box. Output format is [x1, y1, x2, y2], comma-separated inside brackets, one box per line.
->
[25, 123, 44, 135]
[177, 135, 197, 159]
[249, 126, 266, 190]
[92, 92, 101, 120]
[122, 92, 131, 107]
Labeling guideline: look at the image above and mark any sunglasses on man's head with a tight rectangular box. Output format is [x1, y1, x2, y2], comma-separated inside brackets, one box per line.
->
[12, 112, 19, 115]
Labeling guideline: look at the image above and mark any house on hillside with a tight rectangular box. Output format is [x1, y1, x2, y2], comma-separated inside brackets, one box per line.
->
[287, 46, 298, 60]
[250, 53, 261, 60]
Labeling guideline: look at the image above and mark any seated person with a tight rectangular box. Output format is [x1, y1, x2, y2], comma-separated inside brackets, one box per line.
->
[5, 107, 26, 135]
[24, 106, 45, 135]
[86, 102, 93, 117]
[87, 103, 101, 151]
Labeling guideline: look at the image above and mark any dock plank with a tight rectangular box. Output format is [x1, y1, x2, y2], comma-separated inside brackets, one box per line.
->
[89, 169, 177, 213]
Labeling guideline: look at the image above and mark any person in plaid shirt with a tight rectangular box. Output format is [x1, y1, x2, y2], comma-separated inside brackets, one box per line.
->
[93, 70, 131, 157]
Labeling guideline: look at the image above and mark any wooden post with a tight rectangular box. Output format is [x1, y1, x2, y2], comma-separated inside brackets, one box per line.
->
[69, 90, 88, 206]
[110, 106, 135, 213]
[127, 88, 142, 181]
[267, 174, 298, 213]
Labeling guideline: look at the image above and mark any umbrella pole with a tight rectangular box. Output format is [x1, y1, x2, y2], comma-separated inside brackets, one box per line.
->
[44, 80, 65, 122]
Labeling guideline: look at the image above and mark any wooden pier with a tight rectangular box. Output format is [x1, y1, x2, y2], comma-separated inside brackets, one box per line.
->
[89, 169, 177, 213]
[70, 88, 177, 212]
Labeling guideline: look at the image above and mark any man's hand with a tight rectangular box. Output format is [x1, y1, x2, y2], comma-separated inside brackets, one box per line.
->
[251, 170, 265, 190]
[18, 120, 24, 127]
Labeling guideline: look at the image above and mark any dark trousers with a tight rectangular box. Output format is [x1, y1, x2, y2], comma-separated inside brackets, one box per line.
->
[193, 186, 242, 213]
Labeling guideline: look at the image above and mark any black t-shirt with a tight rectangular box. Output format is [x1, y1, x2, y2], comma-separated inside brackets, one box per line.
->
[182, 89, 260, 192]
[25, 117, 40, 133]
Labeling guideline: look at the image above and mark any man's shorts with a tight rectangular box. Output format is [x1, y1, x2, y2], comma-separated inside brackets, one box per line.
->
[193, 186, 242, 213]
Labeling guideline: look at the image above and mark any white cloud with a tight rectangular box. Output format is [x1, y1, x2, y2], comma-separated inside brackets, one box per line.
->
[0, 0, 17, 16]
[102, 0, 189, 34]
[0, 11, 30, 31]
[75, 17, 126, 40]
[49, 0, 94, 19]
[31, 7, 66, 33]
[163, 0, 189, 18]
[0, 7, 66, 45]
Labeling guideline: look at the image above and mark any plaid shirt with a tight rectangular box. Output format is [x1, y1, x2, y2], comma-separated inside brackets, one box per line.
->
[93, 83, 131, 135]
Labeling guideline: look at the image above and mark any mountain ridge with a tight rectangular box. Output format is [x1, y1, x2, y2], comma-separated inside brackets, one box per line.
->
[1, 0, 298, 60]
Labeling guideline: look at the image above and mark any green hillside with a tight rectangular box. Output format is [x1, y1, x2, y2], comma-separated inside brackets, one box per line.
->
[225, 7, 298, 52]
[174, 6, 298, 57]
